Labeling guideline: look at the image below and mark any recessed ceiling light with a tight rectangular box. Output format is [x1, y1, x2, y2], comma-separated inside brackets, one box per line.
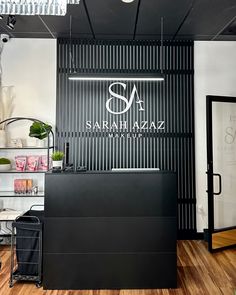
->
[122, 0, 134, 3]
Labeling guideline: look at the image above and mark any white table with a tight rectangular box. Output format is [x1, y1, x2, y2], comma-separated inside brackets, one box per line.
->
[0, 210, 24, 221]
[0, 210, 25, 239]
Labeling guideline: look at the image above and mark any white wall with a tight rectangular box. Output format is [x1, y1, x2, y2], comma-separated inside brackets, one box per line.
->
[1, 38, 57, 137]
[0, 38, 56, 211]
[194, 41, 236, 232]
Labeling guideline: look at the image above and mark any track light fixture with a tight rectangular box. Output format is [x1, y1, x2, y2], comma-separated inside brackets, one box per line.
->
[68, 17, 165, 82]
[7, 15, 16, 30]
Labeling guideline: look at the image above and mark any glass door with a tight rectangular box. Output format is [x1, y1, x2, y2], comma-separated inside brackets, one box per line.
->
[206, 95, 236, 251]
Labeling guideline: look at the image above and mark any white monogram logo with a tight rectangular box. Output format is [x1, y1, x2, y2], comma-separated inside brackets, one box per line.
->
[106, 82, 144, 115]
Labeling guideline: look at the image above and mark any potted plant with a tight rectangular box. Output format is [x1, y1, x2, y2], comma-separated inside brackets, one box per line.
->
[51, 151, 64, 169]
[0, 157, 11, 171]
[29, 121, 52, 147]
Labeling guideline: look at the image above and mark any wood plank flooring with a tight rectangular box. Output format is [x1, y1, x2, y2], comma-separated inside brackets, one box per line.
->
[212, 229, 236, 249]
[0, 240, 236, 295]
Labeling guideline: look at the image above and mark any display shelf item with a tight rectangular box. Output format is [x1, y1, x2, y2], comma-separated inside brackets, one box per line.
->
[0, 191, 45, 197]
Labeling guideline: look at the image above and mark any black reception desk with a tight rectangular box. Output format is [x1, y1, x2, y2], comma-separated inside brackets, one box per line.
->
[43, 171, 177, 290]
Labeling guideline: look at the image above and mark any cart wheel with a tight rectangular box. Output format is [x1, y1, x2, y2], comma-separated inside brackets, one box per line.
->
[36, 282, 41, 288]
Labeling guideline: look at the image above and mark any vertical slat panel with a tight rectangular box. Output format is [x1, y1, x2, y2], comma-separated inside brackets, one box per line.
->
[56, 39, 196, 238]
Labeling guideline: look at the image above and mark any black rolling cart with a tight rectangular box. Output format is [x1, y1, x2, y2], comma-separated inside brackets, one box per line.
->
[9, 205, 44, 288]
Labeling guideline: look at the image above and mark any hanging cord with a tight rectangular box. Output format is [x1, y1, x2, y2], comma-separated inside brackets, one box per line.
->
[69, 15, 76, 73]
[160, 17, 164, 75]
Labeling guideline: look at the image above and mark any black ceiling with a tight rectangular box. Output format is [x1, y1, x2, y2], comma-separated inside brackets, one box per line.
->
[1, 0, 236, 40]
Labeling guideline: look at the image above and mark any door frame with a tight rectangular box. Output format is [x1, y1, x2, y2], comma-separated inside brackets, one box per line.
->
[206, 95, 236, 252]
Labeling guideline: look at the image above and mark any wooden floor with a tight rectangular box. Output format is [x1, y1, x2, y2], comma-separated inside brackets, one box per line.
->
[0, 240, 236, 295]
[212, 229, 236, 249]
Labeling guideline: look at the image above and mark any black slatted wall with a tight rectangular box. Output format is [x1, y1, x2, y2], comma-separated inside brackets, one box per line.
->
[57, 39, 196, 238]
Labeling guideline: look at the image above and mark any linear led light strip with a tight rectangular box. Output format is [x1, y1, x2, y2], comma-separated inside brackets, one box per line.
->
[68, 76, 164, 81]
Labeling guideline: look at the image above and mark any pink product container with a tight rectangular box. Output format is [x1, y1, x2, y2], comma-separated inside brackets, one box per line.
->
[27, 156, 40, 171]
[38, 155, 48, 171]
[15, 156, 27, 172]
[14, 179, 21, 193]
[14, 179, 33, 194]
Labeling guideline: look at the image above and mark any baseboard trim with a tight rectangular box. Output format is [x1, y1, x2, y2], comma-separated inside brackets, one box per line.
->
[177, 231, 204, 240]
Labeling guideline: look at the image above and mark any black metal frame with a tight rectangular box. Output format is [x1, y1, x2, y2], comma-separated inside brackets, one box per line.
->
[206, 95, 236, 252]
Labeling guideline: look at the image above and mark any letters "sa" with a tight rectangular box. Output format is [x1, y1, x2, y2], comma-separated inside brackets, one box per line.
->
[106, 82, 144, 115]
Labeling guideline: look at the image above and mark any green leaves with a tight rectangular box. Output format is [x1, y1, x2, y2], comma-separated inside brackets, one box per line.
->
[0, 157, 11, 164]
[51, 151, 64, 161]
[29, 122, 52, 140]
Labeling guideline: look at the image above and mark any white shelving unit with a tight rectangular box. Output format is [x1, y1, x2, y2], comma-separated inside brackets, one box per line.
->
[0, 117, 54, 242]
